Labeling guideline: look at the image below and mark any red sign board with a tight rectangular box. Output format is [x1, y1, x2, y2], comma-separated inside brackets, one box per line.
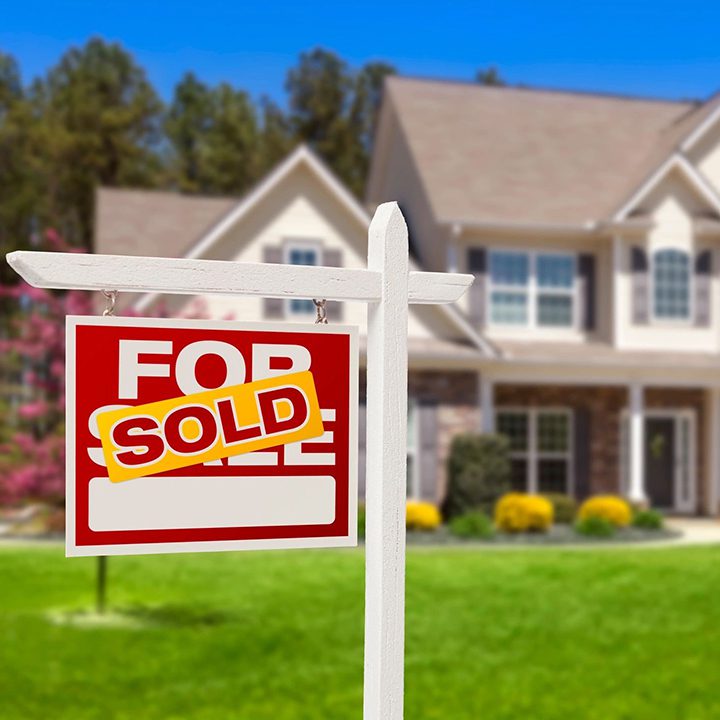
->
[66, 317, 358, 556]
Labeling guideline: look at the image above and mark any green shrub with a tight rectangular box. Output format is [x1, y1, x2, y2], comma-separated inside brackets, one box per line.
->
[442, 434, 511, 519]
[632, 509, 664, 530]
[575, 515, 615, 538]
[357, 503, 366, 539]
[542, 493, 577, 524]
[449, 510, 495, 539]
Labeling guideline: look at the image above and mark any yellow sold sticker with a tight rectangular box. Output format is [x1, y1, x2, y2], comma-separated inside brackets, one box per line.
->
[97, 371, 323, 483]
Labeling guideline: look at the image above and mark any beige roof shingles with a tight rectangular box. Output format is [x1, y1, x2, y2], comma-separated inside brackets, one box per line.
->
[95, 188, 236, 257]
[385, 77, 704, 226]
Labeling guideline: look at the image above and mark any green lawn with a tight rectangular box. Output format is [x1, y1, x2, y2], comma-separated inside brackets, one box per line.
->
[1, 544, 719, 720]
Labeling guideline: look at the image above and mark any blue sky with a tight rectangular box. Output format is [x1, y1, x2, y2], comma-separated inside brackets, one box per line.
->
[1, 0, 719, 103]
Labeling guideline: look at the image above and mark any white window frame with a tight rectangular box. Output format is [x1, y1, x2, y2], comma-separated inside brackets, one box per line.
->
[487, 249, 578, 330]
[496, 406, 574, 495]
[406, 399, 420, 500]
[649, 247, 694, 325]
[283, 238, 322, 317]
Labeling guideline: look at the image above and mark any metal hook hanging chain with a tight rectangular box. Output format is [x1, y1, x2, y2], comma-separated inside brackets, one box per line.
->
[313, 298, 328, 324]
[98, 288, 118, 611]
[102, 289, 117, 317]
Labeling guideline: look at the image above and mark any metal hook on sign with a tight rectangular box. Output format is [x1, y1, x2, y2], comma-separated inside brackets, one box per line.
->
[313, 298, 328, 324]
[102, 289, 117, 317]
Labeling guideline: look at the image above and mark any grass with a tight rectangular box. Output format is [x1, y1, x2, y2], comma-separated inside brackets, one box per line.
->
[1, 544, 720, 719]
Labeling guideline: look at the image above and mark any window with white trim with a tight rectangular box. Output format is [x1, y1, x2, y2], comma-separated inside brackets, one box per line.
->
[652, 248, 691, 320]
[489, 250, 576, 328]
[285, 241, 319, 315]
[496, 408, 573, 494]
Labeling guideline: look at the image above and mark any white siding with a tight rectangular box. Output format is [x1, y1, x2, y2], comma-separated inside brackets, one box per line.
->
[615, 170, 720, 352]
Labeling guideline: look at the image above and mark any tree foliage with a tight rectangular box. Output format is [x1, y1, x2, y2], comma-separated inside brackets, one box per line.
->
[476, 66, 506, 86]
[0, 41, 396, 253]
[0, 41, 400, 506]
[0, 52, 42, 271]
[29, 38, 164, 245]
[286, 49, 394, 196]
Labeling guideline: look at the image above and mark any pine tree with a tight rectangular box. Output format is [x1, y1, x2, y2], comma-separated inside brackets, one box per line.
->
[31, 38, 164, 246]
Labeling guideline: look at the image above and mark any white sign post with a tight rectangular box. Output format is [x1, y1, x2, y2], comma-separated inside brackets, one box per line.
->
[7, 202, 472, 720]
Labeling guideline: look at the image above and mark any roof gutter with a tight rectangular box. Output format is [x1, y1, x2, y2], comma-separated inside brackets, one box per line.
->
[444, 218, 601, 237]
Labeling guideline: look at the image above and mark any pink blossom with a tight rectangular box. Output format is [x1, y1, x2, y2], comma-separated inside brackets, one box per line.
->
[1, 231, 105, 505]
[18, 401, 49, 420]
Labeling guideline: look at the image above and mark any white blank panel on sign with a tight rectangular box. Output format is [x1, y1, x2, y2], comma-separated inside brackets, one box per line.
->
[88, 475, 336, 531]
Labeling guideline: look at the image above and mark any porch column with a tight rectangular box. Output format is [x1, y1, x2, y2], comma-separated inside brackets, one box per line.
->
[480, 374, 495, 434]
[628, 382, 646, 504]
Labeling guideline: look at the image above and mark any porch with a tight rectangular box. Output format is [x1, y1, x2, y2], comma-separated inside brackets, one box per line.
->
[480, 380, 719, 515]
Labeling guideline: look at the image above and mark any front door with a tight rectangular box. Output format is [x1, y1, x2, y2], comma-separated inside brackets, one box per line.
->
[645, 418, 675, 508]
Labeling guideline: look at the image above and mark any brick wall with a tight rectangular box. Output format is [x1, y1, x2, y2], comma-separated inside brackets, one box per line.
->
[359, 370, 480, 503]
[409, 371, 480, 501]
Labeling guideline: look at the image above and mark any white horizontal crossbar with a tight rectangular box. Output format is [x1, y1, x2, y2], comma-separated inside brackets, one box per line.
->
[6, 251, 472, 304]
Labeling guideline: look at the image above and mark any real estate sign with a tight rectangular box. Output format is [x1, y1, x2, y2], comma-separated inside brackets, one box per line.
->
[66, 316, 358, 556]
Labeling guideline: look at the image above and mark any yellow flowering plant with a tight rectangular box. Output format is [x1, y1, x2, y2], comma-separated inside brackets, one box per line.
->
[578, 495, 632, 527]
[406, 501, 442, 531]
[494, 493, 554, 533]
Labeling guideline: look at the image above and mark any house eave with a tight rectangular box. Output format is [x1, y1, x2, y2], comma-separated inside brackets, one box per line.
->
[445, 217, 602, 238]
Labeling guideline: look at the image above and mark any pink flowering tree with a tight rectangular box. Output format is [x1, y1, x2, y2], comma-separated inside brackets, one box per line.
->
[0, 230, 92, 506]
[0, 230, 213, 509]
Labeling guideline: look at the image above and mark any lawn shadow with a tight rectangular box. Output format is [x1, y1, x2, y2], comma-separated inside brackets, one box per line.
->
[47, 603, 237, 629]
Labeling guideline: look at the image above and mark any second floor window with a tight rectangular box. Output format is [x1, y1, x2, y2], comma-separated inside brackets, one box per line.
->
[286, 242, 319, 315]
[652, 248, 690, 321]
[489, 250, 576, 328]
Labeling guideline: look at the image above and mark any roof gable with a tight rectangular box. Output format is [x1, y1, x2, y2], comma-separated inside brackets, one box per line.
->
[614, 154, 720, 220]
[183, 145, 371, 261]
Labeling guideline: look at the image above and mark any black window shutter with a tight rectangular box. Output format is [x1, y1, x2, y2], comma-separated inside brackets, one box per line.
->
[358, 402, 367, 500]
[577, 253, 596, 331]
[322, 248, 343, 321]
[573, 407, 591, 500]
[631, 246, 649, 324]
[418, 401, 438, 502]
[262, 246, 284, 318]
[467, 247, 486, 327]
[695, 249, 712, 327]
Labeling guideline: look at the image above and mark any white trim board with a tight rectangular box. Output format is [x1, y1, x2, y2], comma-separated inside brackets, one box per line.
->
[614, 154, 720, 221]
[680, 102, 720, 153]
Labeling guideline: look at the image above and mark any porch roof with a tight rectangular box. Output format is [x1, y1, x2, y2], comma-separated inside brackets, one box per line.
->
[491, 339, 720, 371]
[360, 336, 485, 366]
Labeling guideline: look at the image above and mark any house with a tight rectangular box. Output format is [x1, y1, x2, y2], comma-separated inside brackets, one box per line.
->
[368, 77, 720, 516]
[96, 76, 720, 516]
